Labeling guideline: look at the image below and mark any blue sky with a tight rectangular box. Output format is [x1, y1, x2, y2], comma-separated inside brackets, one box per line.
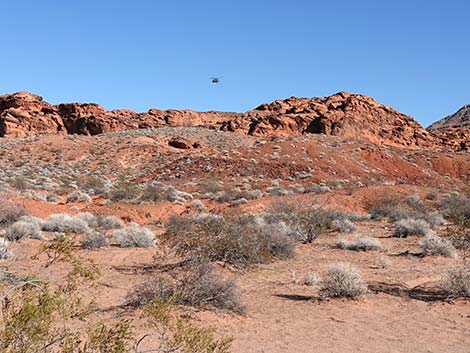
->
[1, 0, 469, 127]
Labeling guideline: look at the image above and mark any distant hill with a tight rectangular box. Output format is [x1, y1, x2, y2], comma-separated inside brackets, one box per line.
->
[428, 105, 470, 131]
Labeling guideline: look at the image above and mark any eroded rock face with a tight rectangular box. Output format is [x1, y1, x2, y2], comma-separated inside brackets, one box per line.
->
[0, 90, 450, 150]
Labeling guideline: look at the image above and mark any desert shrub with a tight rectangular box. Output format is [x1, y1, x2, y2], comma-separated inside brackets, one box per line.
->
[366, 193, 401, 220]
[425, 191, 438, 200]
[393, 218, 430, 238]
[66, 190, 92, 203]
[404, 195, 428, 213]
[127, 262, 241, 313]
[108, 180, 140, 202]
[97, 215, 124, 229]
[320, 262, 368, 298]
[46, 193, 59, 203]
[8, 176, 28, 191]
[302, 272, 321, 286]
[378, 256, 392, 269]
[268, 203, 349, 242]
[440, 193, 470, 226]
[444, 226, 470, 250]
[387, 209, 445, 229]
[74, 212, 99, 229]
[418, 234, 458, 258]
[142, 299, 233, 353]
[165, 213, 294, 268]
[442, 264, 470, 297]
[18, 215, 44, 228]
[80, 232, 108, 249]
[0, 200, 29, 227]
[190, 199, 206, 211]
[76, 175, 107, 195]
[332, 219, 357, 233]
[5, 220, 44, 241]
[336, 236, 381, 251]
[42, 213, 90, 234]
[113, 223, 156, 248]
[139, 185, 166, 202]
[0, 238, 12, 259]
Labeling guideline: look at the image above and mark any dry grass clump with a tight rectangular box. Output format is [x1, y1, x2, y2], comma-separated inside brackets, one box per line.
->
[320, 262, 368, 298]
[0, 200, 29, 227]
[393, 218, 431, 238]
[336, 236, 381, 251]
[442, 264, 470, 297]
[165, 213, 295, 268]
[5, 220, 44, 241]
[113, 223, 156, 248]
[418, 234, 458, 258]
[127, 262, 242, 313]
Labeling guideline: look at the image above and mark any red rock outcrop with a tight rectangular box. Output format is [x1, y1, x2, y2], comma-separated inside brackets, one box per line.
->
[0, 90, 447, 150]
[221, 92, 439, 149]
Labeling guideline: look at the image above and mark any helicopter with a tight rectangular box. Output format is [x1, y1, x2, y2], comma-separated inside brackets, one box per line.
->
[210, 76, 222, 84]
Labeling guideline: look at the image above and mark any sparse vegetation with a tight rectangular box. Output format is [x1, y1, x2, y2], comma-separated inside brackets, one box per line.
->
[320, 262, 368, 298]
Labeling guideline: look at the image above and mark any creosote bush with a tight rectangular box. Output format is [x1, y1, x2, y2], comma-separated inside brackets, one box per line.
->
[165, 213, 294, 268]
[336, 236, 381, 252]
[320, 262, 368, 298]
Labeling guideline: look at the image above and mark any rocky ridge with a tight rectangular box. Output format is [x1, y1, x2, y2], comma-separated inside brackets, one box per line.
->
[0, 90, 459, 150]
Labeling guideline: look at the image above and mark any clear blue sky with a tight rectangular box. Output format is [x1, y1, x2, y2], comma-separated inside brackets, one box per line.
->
[2, 0, 469, 127]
